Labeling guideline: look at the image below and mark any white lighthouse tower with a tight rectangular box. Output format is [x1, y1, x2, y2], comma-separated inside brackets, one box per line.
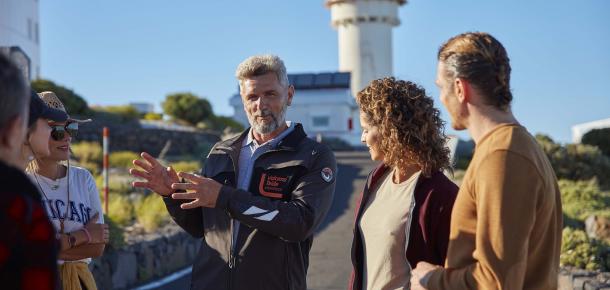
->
[326, 0, 406, 97]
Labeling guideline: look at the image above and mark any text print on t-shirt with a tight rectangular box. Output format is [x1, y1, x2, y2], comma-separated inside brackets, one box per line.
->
[41, 199, 95, 225]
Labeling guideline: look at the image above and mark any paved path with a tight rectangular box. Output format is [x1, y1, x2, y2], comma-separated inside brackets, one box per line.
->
[144, 151, 376, 290]
[307, 151, 376, 290]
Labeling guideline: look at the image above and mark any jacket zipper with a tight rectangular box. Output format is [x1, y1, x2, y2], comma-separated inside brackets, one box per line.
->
[228, 219, 235, 290]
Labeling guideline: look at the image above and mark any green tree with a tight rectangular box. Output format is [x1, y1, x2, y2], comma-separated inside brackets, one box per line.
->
[202, 115, 244, 132]
[582, 128, 610, 157]
[31, 79, 90, 115]
[162, 93, 213, 126]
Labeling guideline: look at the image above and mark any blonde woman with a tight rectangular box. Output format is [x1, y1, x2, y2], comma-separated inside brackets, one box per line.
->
[27, 91, 108, 290]
[20, 90, 67, 169]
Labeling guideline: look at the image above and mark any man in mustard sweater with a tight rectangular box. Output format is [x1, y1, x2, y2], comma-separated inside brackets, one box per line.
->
[410, 32, 562, 290]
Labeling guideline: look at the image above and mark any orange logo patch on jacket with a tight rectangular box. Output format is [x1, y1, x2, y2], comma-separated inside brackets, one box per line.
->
[258, 173, 291, 199]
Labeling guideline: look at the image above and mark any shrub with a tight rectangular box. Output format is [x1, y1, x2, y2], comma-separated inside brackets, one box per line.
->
[170, 161, 201, 174]
[107, 194, 135, 227]
[536, 134, 610, 189]
[560, 227, 609, 271]
[77, 161, 100, 176]
[96, 174, 133, 196]
[109, 151, 140, 169]
[72, 141, 102, 165]
[93, 105, 140, 121]
[143, 112, 163, 121]
[582, 128, 610, 157]
[104, 214, 126, 249]
[135, 194, 170, 232]
[560, 179, 610, 224]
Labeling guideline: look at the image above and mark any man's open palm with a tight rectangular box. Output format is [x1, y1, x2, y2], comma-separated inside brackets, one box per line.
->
[130, 152, 179, 196]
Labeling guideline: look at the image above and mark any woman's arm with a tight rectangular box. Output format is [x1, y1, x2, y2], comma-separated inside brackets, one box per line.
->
[59, 243, 105, 261]
[57, 213, 109, 259]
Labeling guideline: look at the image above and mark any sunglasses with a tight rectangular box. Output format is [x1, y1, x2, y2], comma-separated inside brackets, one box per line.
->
[49, 122, 79, 141]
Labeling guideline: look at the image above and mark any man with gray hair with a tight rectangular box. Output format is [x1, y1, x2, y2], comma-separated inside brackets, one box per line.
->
[131, 54, 337, 290]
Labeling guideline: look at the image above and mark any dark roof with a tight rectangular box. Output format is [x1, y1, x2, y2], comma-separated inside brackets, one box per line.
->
[288, 72, 350, 90]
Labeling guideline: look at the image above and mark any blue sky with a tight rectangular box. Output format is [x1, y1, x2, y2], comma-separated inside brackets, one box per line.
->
[40, 0, 609, 142]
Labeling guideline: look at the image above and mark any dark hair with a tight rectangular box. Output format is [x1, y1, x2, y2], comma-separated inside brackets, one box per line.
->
[0, 54, 29, 132]
[438, 32, 512, 111]
[357, 77, 451, 177]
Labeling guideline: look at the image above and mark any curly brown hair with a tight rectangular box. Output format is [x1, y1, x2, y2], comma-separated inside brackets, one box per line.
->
[357, 77, 451, 177]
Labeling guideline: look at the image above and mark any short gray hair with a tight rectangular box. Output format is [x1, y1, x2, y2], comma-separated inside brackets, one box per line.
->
[0, 54, 29, 133]
[235, 54, 289, 89]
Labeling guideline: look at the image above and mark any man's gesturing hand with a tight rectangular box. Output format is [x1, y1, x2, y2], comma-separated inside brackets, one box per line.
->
[170, 172, 223, 209]
[130, 152, 179, 196]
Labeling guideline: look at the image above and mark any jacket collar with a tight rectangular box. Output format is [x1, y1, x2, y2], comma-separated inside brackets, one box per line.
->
[216, 123, 307, 153]
[366, 163, 390, 190]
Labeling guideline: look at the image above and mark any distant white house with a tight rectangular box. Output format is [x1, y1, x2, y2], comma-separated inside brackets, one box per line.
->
[130, 102, 155, 114]
[572, 118, 610, 143]
[139, 120, 197, 132]
[230, 72, 362, 146]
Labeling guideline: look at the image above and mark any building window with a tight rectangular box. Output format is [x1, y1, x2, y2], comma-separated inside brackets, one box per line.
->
[312, 116, 330, 128]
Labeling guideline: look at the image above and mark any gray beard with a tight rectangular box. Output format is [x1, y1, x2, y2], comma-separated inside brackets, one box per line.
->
[249, 104, 288, 135]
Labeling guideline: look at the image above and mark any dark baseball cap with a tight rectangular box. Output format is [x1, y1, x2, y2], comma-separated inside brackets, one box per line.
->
[28, 89, 68, 127]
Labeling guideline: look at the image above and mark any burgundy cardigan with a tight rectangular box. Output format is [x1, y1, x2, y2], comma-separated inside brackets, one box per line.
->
[348, 163, 458, 290]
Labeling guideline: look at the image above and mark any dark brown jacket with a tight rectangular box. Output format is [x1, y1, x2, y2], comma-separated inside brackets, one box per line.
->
[164, 124, 337, 290]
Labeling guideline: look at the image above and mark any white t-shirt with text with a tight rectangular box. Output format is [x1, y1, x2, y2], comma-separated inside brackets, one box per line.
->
[28, 165, 104, 264]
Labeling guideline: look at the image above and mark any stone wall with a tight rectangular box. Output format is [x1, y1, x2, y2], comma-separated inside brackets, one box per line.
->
[558, 267, 610, 290]
[74, 113, 220, 157]
[90, 224, 200, 290]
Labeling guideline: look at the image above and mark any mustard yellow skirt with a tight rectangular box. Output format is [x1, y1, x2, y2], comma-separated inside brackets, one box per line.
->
[59, 262, 97, 290]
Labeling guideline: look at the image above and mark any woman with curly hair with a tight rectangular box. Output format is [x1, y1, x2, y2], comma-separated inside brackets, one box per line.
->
[348, 77, 458, 290]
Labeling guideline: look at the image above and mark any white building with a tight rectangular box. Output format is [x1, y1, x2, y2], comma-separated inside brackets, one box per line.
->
[572, 118, 610, 143]
[230, 72, 362, 146]
[0, 0, 40, 80]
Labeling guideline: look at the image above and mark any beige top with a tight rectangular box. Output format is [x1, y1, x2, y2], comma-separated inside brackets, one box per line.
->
[359, 169, 421, 290]
[428, 124, 562, 290]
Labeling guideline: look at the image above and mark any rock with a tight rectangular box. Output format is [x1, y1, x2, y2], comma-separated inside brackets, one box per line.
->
[586, 215, 610, 242]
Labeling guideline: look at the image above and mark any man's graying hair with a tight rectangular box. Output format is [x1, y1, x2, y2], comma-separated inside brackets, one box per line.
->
[236, 54, 289, 89]
[0, 54, 29, 132]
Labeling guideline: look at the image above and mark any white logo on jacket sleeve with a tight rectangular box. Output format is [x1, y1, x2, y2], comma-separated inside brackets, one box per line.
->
[321, 167, 333, 182]
[242, 206, 279, 221]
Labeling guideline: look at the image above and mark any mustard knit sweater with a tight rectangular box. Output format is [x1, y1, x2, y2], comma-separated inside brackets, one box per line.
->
[428, 124, 562, 290]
